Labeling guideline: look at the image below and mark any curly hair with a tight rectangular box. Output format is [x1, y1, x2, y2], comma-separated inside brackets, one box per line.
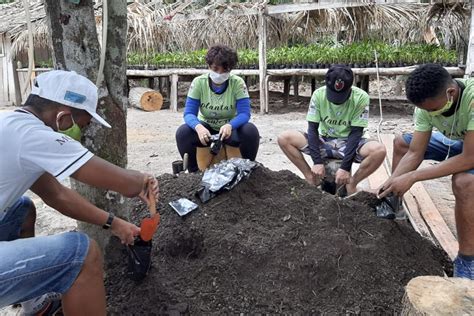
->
[205, 45, 238, 71]
[406, 64, 452, 105]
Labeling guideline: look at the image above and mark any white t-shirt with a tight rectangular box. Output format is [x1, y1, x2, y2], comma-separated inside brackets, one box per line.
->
[0, 110, 94, 218]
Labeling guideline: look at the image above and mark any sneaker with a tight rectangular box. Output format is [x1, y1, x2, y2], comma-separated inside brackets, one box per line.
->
[453, 256, 474, 280]
[35, 300, 62, 316]
[21, 293, 62, 316]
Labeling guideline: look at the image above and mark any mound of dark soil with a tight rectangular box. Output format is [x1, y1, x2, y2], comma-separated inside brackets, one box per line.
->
[105, 166, 451, 315]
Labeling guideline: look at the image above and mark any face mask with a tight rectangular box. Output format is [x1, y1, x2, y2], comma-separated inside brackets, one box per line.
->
[428, 92, 453, 117]
[56, 112, 82, 141]
[209, 71, 230, 85]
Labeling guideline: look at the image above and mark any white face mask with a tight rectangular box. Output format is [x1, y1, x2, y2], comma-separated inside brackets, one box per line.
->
[209, 71, 230, 84]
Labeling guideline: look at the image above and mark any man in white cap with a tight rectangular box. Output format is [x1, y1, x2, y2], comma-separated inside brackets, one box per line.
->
[0, 70, 158, 315]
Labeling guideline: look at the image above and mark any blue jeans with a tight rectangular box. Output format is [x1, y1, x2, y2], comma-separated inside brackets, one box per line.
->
[0, 196, 33, 241]
[0, 197, 89, 307]
[403, 131, 474, 174]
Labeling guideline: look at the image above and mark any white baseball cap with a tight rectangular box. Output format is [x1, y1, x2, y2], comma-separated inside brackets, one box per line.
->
[31, 70, 111, 128]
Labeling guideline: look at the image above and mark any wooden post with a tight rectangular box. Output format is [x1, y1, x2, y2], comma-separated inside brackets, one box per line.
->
[170, 73, 178, 112]
[245, 75, 250, 89]
[283, 78, 291, 107]
[311, 77, 316, 94]
[166, 76, 171, 98]
[258, 6, 268, 114]
[465, 1, 474, 78]
[293, 76, 299, 97]
[361, 75, 369, 93]
[148, 77, 155, 89]
[12, 60, 22, 106]
[158, 76, 164, 93]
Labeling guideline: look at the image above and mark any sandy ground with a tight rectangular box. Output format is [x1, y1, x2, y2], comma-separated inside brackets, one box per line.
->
[0, 98, 456, 314]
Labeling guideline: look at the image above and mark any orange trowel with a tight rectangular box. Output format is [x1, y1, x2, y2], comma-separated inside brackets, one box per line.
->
[126, 179, 160, 281]
[139, 186, 160, 242]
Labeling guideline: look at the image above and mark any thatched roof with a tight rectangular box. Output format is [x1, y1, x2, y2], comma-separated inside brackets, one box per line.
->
[0, 0, 44, 35]
[0, 0, 470, 59]
[0, 0, 49, 56]
[126, 1, 470, 55]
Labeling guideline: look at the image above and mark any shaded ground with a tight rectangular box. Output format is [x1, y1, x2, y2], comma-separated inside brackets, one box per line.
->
[105, 167, 451, 315]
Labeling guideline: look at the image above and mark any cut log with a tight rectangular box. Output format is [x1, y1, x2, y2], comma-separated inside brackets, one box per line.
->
[129, 87, 163, 111]
[402, 276, 474, 315]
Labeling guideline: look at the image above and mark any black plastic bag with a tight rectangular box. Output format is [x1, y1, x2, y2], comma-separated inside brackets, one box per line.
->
[197, 158, 257, 203]
[375, 194, 400, 220]
[126, 238, 152, 282]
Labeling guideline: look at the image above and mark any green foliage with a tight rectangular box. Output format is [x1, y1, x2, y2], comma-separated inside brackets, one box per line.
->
[126, 41, 458, 69]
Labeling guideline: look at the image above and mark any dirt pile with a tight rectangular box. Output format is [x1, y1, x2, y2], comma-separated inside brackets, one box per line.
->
[105, 166, 451, 315]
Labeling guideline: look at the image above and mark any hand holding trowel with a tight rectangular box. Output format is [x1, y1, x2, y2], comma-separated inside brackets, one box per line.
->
[126, 178, 160, 282]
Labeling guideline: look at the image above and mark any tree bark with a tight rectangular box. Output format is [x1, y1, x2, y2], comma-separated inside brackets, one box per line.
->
[44, 0, 128, 250]
[402, 276, 474, 315]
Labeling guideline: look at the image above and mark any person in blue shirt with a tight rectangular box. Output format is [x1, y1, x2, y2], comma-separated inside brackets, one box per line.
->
[175, 45, 260, 172]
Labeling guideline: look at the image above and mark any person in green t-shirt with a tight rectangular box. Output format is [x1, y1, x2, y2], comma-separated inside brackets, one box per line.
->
[379, 64, 474, 280]
[176, 45, 260, 172]
[278, 65, 386, 196]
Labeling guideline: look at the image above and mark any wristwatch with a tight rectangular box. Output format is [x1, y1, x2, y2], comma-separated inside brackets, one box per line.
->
[102, 212, 115, 229]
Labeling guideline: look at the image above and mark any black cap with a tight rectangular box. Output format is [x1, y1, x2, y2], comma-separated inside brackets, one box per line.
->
[325, 65, 354, 104]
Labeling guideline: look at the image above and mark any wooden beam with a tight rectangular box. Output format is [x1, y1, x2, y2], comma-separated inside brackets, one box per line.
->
[125, 67, 463, 79]
[267, 67, 464, 77]
[170, 73, 178, 112]
[408, 183, 458, 259]
[258, 7, 268, 114]
[266, 1, 375, 15]
[126, 68, 259, 77]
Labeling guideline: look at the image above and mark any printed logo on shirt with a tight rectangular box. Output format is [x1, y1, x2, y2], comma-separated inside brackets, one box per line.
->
[55, 135, 73, 146]
[308, 100, 317, 115]
[201, 102, 231, 112]
[360, 106, 369, 120]
[240, 82, 248, 95]
[321, 116, 350, 126]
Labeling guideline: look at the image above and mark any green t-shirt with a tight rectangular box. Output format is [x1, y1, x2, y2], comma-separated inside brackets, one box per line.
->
[187, 74, 249, 130]
[414, 79, 474, 140]
[306, 86, 370, 138]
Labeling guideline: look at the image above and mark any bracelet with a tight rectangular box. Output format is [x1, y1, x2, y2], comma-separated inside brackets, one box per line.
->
[102, 212, 115, 229]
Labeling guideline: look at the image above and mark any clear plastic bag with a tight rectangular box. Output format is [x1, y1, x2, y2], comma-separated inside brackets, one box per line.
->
[169, 198, 199, 216]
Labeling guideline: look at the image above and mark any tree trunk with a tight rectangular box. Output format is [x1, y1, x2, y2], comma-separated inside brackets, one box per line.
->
[44, 0, 128, 250]
[129, 87, 163, 111]
[402, 276, 474, 315]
